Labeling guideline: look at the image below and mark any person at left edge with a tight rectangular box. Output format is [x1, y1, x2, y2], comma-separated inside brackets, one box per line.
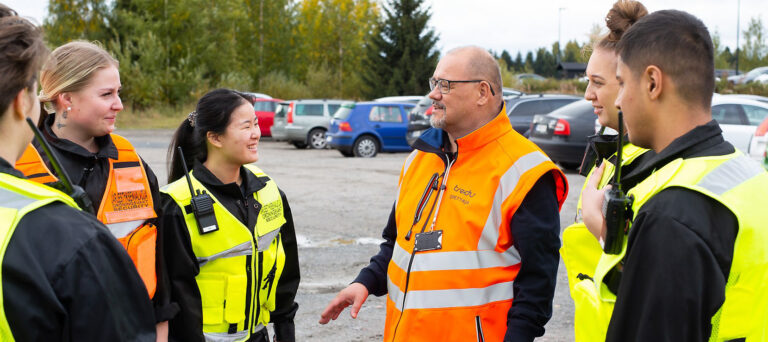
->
[0, 4, 156, 341]
[160, 89, 300, 342]
[15, 41, 177, 339]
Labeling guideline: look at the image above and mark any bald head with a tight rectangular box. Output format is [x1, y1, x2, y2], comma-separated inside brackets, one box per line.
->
[445, 46, 502, 98]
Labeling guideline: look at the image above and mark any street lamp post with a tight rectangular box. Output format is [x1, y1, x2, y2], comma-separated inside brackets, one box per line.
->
[558, 7, 566, 64]
[735, 0, 740, 75]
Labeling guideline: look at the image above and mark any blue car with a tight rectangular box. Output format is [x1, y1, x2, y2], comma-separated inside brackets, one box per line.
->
[326, 101, 415, 157]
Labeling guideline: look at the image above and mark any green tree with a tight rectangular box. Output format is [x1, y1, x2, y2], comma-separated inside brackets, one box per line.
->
[740, 16, 768, 71]
[500, 50, 514, 71]
[44, 0, 112, 46]
[513, 52, 523, 72]
[362, 0, 439, 98]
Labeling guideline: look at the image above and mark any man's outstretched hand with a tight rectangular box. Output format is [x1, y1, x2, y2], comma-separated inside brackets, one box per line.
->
[318, 282, 370, 324]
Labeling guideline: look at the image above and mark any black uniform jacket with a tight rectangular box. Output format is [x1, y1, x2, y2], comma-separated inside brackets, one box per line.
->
[160, 162, 300, 342]
[606, 121, 739, 341]
[38, 113, 177, 321]
[0, 158, 157, 341]
[354, 128, 562, 342]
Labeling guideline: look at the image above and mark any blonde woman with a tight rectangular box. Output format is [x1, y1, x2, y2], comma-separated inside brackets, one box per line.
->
[18, 41, 175, 340]
[0, 5, 156, 340]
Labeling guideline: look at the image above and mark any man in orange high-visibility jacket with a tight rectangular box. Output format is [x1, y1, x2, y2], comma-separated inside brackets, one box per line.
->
[320, 46, 569, 342]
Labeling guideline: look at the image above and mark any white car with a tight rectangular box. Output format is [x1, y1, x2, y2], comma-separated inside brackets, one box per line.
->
[591, 96, 768, 161]
[713, 96, 768, 160]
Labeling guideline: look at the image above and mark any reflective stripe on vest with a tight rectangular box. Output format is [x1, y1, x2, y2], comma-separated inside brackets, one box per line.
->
[161, 164, 286, 340]
[573, 152, 768, 342]
[0, 174, 79, 341]
[384, 108, 568, 342]
[14, 144, 58, 184]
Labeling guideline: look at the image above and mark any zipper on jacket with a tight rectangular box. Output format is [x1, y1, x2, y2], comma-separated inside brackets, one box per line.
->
[475, 316, 485, 342]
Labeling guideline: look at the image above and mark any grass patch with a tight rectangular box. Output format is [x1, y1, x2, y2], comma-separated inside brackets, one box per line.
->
[116, 103, 196, 129]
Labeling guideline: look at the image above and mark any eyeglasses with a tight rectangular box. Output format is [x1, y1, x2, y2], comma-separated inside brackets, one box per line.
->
[428, 77, 496, 96]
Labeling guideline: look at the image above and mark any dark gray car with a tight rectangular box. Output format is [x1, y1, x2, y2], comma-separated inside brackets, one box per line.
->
[505, 94, 581, 134]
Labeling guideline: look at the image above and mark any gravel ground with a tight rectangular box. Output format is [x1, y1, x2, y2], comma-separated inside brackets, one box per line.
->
[120, 129, 584, 341]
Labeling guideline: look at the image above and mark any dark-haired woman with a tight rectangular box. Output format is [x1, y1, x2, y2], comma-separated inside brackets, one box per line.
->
[558, 1, 651, 341]
[0, 4, 156, 340]
[160, 89, 299, 342]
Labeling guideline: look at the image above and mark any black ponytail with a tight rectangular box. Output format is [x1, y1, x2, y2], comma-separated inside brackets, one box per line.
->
[167, 88, 251, 183]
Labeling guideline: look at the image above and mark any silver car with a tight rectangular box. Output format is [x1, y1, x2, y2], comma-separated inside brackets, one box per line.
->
[271, 99, 346, 149]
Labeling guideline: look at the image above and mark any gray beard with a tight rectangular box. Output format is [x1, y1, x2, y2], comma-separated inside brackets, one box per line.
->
[430, 114, 445, 129]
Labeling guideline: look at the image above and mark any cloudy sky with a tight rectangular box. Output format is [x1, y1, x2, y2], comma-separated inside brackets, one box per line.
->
[7, 0, 767, 56]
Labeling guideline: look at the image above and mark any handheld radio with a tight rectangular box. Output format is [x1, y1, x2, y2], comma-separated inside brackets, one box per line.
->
[25, 118, 94, 214]
[176, 147, 219, 234]
[601, 111, 634, 254]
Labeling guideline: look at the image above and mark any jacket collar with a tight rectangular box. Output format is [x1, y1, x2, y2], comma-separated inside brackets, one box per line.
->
[192, 160, 267, 198]
[42, 113, 118, 160]
[0, 157, 25, 178]
[411, 102, 508, 164]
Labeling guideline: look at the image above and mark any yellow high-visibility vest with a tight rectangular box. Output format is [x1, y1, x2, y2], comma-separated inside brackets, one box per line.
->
[162, 164, 286, 342]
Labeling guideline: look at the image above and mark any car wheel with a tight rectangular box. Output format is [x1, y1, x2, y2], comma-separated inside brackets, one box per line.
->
[292, 141, 308, 149]
[308, 128, 327, 149]
[339, 149, 354, 157]
[559, 162, 580, 171]
[353, 136, 379, 158]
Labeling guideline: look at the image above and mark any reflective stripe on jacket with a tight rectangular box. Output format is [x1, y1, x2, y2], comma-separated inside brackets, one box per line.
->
[161, 164, 286, 342]
[0, 173, 80, 341]
[15, 134, 159, 298]
[572, 151, 768, 342]
[384, 107, 568, 342]
[559, 143, 647, 342]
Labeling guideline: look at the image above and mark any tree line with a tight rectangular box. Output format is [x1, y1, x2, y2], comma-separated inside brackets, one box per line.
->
[42, 1, 768, 108]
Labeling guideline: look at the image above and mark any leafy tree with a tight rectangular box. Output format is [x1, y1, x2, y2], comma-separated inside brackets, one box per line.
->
[740, 16, 768, 71]
[44, 0, 112, 46]
[362, 0, 439, 98]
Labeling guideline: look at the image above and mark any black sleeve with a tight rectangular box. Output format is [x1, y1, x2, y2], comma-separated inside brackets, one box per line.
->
[504, 174, 561, 342]
[353, 203, 397, 296]
[141, 157, 179, 322]
[272, 190, 300, 342]
[606, 188, 737, 341]
[160, 193, 205, 342]
[3, 203, 157, 341]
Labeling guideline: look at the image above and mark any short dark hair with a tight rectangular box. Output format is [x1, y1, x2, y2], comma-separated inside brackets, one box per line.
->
[0, 4, 48, 116]
[617, 10, 714, 108]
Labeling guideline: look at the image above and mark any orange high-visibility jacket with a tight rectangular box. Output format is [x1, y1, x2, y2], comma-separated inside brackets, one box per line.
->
[15, 135, 158, 298]
[385, 108, 568, 342]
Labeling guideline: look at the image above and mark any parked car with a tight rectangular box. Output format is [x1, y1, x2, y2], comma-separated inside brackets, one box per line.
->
[270, 99, 346, 149]
[502, 87, 525, 97]
[711, 97, 768, 160]
[374, 95, 423, 105]
[327, 101, 415, 157]
[505, 94, 581, 134]
[528, 100, 595, 170]
[724, 94, 768, 105]
[728, 66, 768, 85]
[243, 91, 272, 100]
[253, 98, 282, 137]
[406, 95, 434, 145]
[515, 73, 546, 81]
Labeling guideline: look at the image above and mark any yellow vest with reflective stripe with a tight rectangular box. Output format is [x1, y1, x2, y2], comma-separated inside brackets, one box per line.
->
[573, 151, 768, 341]
[0, 173, 80, 341]
[560, 143, 648, 341]
[161, 165, 286, 342]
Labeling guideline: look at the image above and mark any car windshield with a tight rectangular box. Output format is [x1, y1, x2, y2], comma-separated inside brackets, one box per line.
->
[746, 67, 768, 78]
[548, 101, 592, 118]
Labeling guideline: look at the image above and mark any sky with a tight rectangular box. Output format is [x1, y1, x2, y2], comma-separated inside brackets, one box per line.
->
[7, 0, 767, 56]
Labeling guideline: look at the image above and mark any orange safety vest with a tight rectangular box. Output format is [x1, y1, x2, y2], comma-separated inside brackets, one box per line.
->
[15, 144, 58, 184]
[385, 108, 568, 342]
[15, 135, 158, 298]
